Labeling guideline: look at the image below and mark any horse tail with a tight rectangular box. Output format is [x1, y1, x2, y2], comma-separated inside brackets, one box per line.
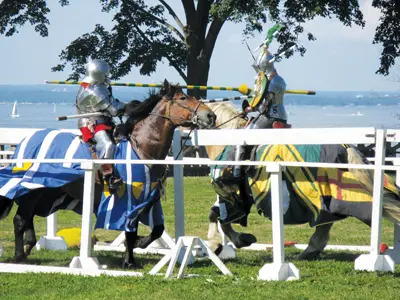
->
[346, 147, 373, 193]
[346, 146, 400, 224]
[0, 198, 13, 220]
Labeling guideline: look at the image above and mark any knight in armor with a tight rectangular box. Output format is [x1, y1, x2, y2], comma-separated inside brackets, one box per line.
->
[242, 29, 288, 129]
[76, 59, 126, 192]
[234, 25, 288, 177]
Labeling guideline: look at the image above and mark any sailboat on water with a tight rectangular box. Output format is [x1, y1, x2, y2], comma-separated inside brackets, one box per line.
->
[10, 101, 19, 118]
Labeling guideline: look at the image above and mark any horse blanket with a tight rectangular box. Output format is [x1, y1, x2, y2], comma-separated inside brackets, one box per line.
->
[211, 143, 400, 227]
[0, 129, 163, 232]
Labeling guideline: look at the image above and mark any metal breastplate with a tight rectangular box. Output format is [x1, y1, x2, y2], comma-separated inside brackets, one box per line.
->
[76, 84, 113, 113]
[267, 103, 287, 120]
[268, 73, 286, 104]
[76, 84, 113, 128]
[267, 74, 287, 120]
[264, 73, 287, 120]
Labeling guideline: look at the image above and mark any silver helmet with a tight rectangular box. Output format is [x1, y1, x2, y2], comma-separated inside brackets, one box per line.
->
[253, 48, 275, 75]
[82, 59, 110, 84]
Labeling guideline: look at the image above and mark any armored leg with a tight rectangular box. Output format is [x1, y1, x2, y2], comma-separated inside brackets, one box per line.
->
[233, 145, 246, 178]
[93, 130, 122, 193]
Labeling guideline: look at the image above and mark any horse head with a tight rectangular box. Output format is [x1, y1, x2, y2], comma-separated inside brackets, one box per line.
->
[158, 79, 216, 129]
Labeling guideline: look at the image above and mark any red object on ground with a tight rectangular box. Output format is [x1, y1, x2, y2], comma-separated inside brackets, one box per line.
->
[379, 242, 389, 254]
[284, 241, 297, 247]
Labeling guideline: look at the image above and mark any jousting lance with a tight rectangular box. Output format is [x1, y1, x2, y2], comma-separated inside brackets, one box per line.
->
[201, 96, 251, 103]
[57, 112, 102, 121]
[201, 91, 315, 103]
[44, 80, 316, 96]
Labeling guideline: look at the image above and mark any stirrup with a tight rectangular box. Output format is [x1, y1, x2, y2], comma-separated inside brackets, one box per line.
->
[107, 176, 123, 193]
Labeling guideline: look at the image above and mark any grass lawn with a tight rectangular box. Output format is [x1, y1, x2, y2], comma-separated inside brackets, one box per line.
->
[1, 177, 399, 300]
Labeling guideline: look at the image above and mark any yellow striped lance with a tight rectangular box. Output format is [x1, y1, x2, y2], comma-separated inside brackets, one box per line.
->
[44, 81, 315, 96]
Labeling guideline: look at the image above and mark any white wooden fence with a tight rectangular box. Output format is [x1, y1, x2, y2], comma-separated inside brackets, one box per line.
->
[0, 127, 399, 280]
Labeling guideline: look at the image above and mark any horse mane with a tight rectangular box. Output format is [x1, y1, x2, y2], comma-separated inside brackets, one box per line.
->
[125, 92, 162, 120]
[124, 92, 162, 135]
[123, 84, 184, 134]
[204, 102, 247, 160]
[206, 102, 247, 129]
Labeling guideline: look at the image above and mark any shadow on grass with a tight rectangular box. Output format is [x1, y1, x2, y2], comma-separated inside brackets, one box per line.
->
[96, 252, 164, 271]
[309, 251, 360, 262]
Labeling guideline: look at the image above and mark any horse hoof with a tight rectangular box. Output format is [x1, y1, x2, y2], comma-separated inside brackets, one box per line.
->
[122, 261, 143, 270]
[234, 233, 257, 248]
[24, 245, 34, 256]
[299, 250, 321, 260]
[14, 255, 26, 263]
[214, 244, 223, 256]
[134, 240, 149, 249]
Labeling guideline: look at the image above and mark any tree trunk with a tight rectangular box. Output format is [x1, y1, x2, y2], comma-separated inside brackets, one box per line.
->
[186, 53, 210, 98]
[182, 1, 224, 99]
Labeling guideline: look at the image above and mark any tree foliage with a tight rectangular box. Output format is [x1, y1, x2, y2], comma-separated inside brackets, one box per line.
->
[1, 0, 399, 85]
[51, 0, 367, 90]
[0, 0, 68, 37]
[372, 0, 400, 75]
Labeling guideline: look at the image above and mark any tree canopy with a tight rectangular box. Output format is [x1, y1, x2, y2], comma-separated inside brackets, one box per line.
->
[50, 0, 367, 88]
[0, 0, 68, 37]
[1, 0, 399, 87]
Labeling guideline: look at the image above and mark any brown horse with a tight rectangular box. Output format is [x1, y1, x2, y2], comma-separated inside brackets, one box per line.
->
[0, 80, 216, 269]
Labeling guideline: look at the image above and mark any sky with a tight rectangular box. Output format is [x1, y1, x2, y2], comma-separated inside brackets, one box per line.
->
[0, 0, 399, 92]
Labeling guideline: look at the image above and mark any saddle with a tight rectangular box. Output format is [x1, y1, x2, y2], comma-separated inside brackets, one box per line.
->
[82, 123, 128, 191]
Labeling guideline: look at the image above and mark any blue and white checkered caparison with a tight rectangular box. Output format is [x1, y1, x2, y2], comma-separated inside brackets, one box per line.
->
[0, 129, 164, 232]
[0, 129, 91, 199]
[95, 139, 164, 232]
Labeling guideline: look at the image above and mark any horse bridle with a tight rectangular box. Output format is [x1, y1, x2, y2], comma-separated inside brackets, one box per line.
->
[130, 94, 202, 159]
[149, 95, 202, 127]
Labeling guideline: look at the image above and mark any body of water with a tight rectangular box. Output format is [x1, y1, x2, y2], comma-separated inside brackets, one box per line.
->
[0, 84, 399, 129]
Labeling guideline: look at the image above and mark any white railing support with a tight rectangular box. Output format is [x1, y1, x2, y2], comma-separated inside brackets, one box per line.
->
[173, 129, 185, 240]
[355, 129, 395, 272]
[258, 163, 299, 281]
[70, 161, 100, 270]
[1, 126, 399, 278]
[36, 213, 68, 251]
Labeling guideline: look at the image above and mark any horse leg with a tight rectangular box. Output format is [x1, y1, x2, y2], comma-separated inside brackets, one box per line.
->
[299, 223, 334, 260]
[134, 224, 164, 249]
[23, 216, 36, 257]
[123, 229, 142, 269]
[207, 204, 257, 254]
[207, 209, 223, 255]
[13, 211, 28, 262]
[219, 222, 257, 248]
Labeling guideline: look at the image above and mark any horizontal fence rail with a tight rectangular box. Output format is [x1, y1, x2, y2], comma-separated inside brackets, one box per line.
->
[0, 127, 399, 280]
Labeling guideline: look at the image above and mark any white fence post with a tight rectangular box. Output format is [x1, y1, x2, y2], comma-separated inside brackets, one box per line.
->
[36, 213, 68, 251]
[173, 129, 185, 240]
[47, 213, 57, 237]
[258, 163, 299, 281]
[70, 161, 100, 270]
[355, 129, 395, 272]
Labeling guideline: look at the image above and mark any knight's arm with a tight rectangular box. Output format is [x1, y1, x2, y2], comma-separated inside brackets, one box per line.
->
[106, 97, 125, 117]
[91, 85, 125, 117]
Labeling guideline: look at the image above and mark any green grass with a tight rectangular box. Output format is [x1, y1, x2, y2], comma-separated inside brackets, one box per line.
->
[0, 177, 399, 300]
